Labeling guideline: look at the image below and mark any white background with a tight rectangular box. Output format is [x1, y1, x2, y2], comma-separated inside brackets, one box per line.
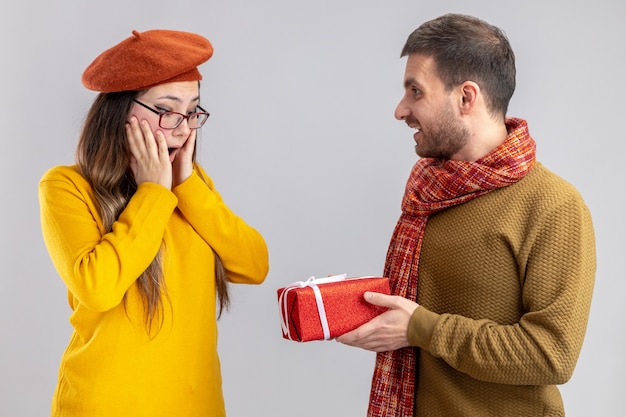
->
[1, 1, 624, 416]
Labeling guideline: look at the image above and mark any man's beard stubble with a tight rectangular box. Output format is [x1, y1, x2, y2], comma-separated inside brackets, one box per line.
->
[413, 106, 470, 159]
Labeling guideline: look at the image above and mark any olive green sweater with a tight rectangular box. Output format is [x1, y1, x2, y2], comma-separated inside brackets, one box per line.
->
[407, 162, 595, 416]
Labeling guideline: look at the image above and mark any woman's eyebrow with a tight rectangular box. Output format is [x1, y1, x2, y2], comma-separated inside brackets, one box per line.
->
[155, 95, 200, 103]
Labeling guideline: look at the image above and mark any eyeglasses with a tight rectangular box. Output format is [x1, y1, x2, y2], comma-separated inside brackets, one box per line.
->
[133, 99, 210, 129]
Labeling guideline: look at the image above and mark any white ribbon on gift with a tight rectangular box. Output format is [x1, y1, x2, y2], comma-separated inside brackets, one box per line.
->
[279, 274, 347, 341]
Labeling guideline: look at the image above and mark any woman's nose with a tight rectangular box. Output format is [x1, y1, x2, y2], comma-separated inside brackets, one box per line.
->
[173, 118, 192, 136]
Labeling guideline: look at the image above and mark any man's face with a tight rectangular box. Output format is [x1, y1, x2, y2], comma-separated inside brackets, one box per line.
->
[395, 54, 469, 159]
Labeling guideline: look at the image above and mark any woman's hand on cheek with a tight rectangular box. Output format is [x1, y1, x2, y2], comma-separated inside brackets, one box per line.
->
[172, 129, 197, 187]
[126, 117, 172, 190]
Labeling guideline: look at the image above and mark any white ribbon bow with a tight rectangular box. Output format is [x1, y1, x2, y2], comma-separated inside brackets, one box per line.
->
[279, 274, 347, 341]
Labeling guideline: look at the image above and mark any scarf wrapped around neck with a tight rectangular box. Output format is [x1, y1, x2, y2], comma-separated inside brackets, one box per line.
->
[368, 118, 536, 417]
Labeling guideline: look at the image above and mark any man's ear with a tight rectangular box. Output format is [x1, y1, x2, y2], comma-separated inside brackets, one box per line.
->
[459, 81, 480, 115]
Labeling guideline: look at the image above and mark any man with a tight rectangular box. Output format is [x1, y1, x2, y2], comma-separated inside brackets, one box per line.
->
[337, 13, 596, 417]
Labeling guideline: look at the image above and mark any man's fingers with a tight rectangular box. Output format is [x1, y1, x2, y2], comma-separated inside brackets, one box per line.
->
[364, 291, 398, 309]
[337, 321, 373, 345]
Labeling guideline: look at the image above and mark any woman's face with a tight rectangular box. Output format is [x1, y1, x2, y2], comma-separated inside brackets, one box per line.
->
[130, 81, 201, 162]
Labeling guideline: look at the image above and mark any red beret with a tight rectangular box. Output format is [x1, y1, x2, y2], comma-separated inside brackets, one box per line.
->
[82, 29, 213, 93]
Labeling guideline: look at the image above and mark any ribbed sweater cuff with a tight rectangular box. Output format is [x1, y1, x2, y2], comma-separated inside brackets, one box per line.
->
[408, 306, 440, 350]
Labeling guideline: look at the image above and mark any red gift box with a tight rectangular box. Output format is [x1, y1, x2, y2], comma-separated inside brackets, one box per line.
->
[277, 275, 390, 342]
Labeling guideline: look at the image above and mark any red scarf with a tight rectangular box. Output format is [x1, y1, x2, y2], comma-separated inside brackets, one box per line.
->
[367, 118, 536, 417]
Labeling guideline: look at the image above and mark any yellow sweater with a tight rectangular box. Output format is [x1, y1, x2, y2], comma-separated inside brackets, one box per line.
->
[39, 165, 269, 417]
[407, 163, 596, 416]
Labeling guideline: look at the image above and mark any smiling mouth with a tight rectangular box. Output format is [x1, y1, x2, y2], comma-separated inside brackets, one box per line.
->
[407, 120, 421, 133]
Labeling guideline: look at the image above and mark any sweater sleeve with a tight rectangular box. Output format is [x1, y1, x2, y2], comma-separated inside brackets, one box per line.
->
[171, 165, 269, 285]
[409, 193, 596, 386]
[39, 167, 178, 312]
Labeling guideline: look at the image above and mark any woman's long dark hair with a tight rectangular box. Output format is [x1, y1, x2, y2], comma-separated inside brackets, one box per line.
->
[76, 90, 229, 334]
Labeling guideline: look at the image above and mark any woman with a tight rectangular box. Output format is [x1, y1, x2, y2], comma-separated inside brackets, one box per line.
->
[38, 29, 269, 417]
